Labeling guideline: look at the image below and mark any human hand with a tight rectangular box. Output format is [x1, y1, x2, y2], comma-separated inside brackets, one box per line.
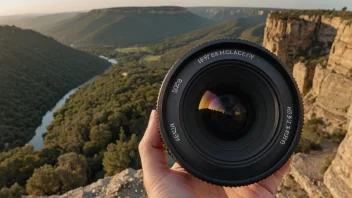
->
[139, 110, 291, 198]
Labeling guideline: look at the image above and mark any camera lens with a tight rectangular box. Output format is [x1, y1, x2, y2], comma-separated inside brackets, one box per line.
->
[157, 38, 303, 186]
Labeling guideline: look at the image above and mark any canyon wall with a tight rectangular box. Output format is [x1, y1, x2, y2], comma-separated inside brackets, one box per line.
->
[264, 13, 352, 198]
[263, 15, 343, 69]
[324, 106, 352, 197]
[263, 13, 352, 132]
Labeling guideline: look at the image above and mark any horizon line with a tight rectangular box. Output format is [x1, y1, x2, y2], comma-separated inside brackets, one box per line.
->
[0, 5, 343, 17]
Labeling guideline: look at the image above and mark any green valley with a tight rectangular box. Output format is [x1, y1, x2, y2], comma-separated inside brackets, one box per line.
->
[112, 15, 267, 63]
[0, 5, 270, 196]
[0, 13, 268, 196]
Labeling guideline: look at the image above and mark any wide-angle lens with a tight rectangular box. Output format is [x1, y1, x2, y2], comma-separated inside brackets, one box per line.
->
[157, 38, 303, 186]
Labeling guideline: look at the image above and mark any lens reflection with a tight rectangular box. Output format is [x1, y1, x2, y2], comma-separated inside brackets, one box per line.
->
[198, 91, 248, 139]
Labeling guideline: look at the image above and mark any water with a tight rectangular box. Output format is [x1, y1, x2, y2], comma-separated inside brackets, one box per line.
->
[99, 55, 118, 64]
[28, 56, 118, 151]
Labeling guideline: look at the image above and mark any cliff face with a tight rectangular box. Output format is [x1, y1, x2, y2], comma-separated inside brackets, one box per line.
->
[324, 106, 352, 197]
[263, 14, 352, 132]
[327, 23, 352, 75]
[263, 15, 343, 69]
[264, 13, 352, 198]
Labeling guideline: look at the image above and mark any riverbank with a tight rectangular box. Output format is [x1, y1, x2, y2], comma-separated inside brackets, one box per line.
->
[28, 57, 118, 150]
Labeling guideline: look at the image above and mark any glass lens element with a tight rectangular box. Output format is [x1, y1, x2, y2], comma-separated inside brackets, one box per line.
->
[198, 90, 248, 139]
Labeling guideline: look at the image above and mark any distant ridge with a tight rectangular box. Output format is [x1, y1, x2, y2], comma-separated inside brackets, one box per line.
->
[0, 11, 82, 31]
[46, 6, 215, 47]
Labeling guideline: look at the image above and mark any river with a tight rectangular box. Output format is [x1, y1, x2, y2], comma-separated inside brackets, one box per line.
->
[28, 56, 118, 151]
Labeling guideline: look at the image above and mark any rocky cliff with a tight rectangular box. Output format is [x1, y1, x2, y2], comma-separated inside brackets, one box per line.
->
[264, 10, 352, 198]
[263, 11, 352, 131]
[263, 14, 345, 69]
[324, 106, 352, 197]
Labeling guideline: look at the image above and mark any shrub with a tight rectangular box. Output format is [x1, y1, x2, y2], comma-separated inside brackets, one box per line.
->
[323, 128, 347, 143]
[296, 117, 324, 153]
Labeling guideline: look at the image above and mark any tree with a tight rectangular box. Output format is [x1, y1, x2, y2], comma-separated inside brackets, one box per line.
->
[9, 183, 26, 198]
[0, 145, 44, 188]
[26, 165, 60, 196]
[0, 187, 10, 198]
[26, 153, 89, 196]
[57, 152, 88, 174]
[83, 141, 99, 157]
[55, 168, 86, 194]
[103, 132, 139, 176]
[89, 124, 112, 149]
[342, 7, 347, 11]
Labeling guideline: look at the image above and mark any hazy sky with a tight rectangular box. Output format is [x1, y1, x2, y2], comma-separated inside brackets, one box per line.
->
[0, 0, 351, 16]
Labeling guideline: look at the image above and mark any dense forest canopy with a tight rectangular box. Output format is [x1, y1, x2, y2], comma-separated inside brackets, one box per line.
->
[0, 26, 111, 151]
[45, 6, 215, 47]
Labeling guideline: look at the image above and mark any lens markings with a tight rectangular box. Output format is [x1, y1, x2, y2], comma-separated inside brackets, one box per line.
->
[280, 107, 293, 145]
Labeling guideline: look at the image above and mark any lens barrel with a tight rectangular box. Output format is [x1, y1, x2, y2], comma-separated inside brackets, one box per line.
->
[157, 38, 303, 186]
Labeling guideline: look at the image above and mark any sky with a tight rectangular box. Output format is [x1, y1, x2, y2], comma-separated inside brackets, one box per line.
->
[0, 0, 351, 16]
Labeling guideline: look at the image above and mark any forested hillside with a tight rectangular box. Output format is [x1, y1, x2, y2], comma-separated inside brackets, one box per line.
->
[46, 6, 214, 47]
[149, 15, 266, 58]
[0, 26, 110, 151]
[79, 15, 267, 61]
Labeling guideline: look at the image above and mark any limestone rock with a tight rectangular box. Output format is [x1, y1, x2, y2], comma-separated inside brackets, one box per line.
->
[312, 64, 329, 96]
[30, 168, 147, 198]
[309, 72, 352, 132]
[327, 24, 352, 76]
[324, 107, 352, 198]
[263, 14, 341, 69]
[275, 173, 308, 198]
[293, 62, 314, 95]
[289, 153, 333, 198]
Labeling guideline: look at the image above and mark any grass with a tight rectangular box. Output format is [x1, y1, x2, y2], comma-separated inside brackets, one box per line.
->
[116, 47, 151, 53]
[142, 55, 161, 62]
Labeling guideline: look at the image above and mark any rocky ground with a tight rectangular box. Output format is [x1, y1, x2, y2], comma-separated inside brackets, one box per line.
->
[275, 139, 338, 198]
[27, 169, 146, 198]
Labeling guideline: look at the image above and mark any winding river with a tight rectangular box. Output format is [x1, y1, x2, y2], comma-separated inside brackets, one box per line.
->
[28, 56, 118, 151]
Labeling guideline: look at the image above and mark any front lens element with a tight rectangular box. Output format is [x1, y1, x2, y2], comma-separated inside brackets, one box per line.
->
[198, 90, 248, 140]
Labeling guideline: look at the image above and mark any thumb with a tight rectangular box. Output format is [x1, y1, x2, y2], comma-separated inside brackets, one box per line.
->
[139, 110, 168, 181]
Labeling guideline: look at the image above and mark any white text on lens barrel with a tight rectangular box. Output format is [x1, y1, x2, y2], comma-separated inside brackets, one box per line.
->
[281, 107, 293, 145]
[170, 123, 180, 142]
[197, 50, 256, 64]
